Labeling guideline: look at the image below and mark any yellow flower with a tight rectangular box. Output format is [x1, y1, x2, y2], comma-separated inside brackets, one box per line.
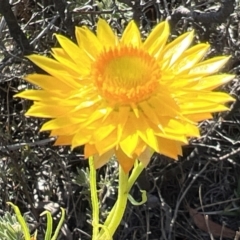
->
[16, 19, 234, 172]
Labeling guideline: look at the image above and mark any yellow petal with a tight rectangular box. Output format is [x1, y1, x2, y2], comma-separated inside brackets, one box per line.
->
[26, 104, 70, 118]
[196, 74, 235, 90]
[41, 117, 82, 131]
[84, 144, 98, 157]
[15, 90, 54, 101]
[188, 56, 231, 76]
[52, 53, 89, 76]
[27, 55, 81, 89]
[24, 74, 74, 92]
[82, 108, 107, 127]
[51, 48, 72, 61]
[139, 101, 160, 126]
[94, 130, 118, 155]
[131, 137, 146, 156]
[50, 125, 81, 136]
[71, 131, 92, 149]
[180, 101, 230, 114]
[75, 26, 102, 59]
[161, 31, 194, 69]
[121, 21, 142, 47]
[97, 19, 118, 48]
[138, 147, 152, 167]
[54, 135, 74, 145]
[187, 112, 212, 121]
[54, 34, 91, 66]
[93, 150, 114, 169]
[148, 95, 180, 117]
[133, 116, 160, 153]
[117, 106, 131, 141]
[144, 21, 169, 57]
[93, 124, 116, 142]
[120, 133, 139, 157]
[155, 118, 191, 142]
[177, 91, 235, 104]
[196, 92, 235, 103]
[173, 44, 210, 73]
[157, 137, 183, 159]
[115, 148, 135, 173]
[184, 123, 200, 137]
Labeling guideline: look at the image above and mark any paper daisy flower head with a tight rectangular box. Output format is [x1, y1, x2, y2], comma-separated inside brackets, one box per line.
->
[16, 19, 234, 172]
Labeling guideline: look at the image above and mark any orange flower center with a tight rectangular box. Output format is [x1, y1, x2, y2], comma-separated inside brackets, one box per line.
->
[92, 46, 161, 104]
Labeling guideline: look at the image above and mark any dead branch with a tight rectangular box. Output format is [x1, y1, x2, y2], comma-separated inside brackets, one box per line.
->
[53, 0, 75, 38]
[0, 0, 33, 55]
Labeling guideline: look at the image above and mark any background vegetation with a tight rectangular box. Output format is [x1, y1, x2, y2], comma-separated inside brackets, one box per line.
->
[0, 0, 240, 239]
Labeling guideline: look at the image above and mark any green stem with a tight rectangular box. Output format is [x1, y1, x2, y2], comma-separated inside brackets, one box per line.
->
[106, 165, 128, 236]
[97, 160, 145, 239]
[89, 156, 99, 239]
[127, 161, 145, 192]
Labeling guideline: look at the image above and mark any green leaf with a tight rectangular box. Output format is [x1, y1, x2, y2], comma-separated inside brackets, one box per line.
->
[40, 210, 53, 240]
[128, 190, 147, 206]
[7, 202, 31, 240]
[51, 208, 65, 240]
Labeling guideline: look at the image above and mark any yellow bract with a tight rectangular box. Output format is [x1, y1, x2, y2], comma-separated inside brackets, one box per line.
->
[16, 19, 235, 172]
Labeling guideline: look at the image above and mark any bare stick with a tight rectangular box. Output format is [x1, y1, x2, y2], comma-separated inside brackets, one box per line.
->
[0, 0, 33, 55]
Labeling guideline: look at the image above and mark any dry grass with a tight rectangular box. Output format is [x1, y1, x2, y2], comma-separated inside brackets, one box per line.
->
[0, 0, 240, 239]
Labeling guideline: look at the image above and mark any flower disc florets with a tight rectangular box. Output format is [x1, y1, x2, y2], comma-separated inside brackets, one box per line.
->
[93, 46, 161, 104]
